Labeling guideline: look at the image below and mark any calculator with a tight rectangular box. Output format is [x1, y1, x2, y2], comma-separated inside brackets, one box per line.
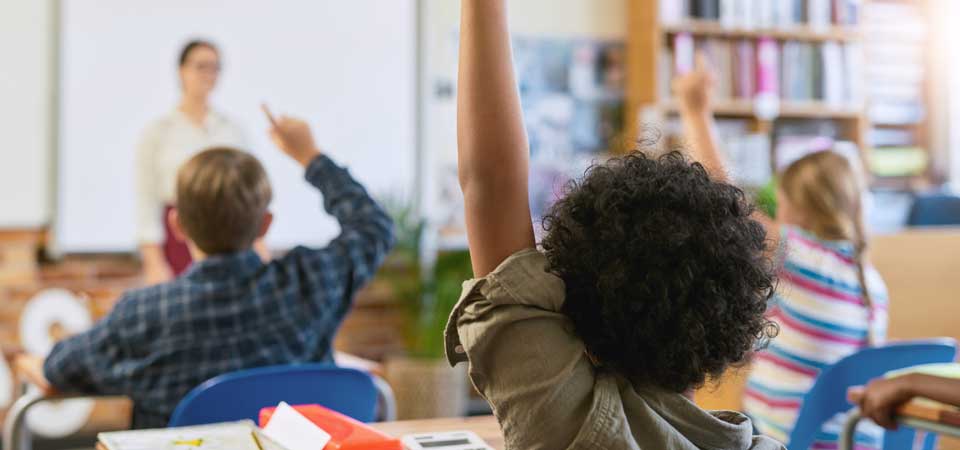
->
[400, 431, 493, 450]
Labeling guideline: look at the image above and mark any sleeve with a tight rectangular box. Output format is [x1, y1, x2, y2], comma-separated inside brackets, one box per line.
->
[43, 305, 130, 395]
[136, 123, 165, 245]
[284, 155, 395, 318]
[444, 249, 597, 450]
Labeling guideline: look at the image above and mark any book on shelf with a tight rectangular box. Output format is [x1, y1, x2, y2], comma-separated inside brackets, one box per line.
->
[674, 33, 696, 74]
[870, 128, 916, 148]
[869, 147, 929, 178]
[734, 39, 755, 99]
[864, 1, 927, 126]
[692, 0, 720, 21]
[666, 118, 772, 187]
[660, 0, 862, 28]
[664, 36, 863, 111]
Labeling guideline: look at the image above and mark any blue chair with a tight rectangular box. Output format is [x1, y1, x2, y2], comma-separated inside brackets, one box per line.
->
[168, 364, 396, 427]
[907, 194, 960, 226]
[788, 339, 957, 450]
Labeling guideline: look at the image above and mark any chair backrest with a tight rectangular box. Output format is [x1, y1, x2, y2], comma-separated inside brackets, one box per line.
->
[907, 194, 960, 226]
[168, 364, 380, 427]
[788, 339, 957, 450]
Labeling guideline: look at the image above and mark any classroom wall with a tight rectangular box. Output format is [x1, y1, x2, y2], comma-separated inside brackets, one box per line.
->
[0, 0, 55, 228]
[420, 0, 627, 237]
[0, 0, 626, 234]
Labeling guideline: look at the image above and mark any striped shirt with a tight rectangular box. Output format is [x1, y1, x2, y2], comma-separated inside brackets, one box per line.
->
[745, 226, 889, 450]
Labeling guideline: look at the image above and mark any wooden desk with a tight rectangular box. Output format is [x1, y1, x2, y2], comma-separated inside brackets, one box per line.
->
[95, 416, 504, 450]
[840, 399, 960, 450]
[372, 416, 503, 449]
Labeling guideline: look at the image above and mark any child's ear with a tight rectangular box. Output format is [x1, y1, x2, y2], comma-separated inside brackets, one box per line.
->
[167, 208, 189, 243]
[258, 211, 274, 239]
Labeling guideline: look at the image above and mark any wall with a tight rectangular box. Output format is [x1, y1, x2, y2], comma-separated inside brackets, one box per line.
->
[0, 0, 627, 236]
[0, 0, 55, 228]
[420, 0, 627, 243]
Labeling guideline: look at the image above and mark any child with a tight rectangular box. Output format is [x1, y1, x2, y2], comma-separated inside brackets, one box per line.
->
[445, 2, 783, 449]
[673, 56, 890, 448]
[37, 115, 394, 428]
[849, 374, 960, 430]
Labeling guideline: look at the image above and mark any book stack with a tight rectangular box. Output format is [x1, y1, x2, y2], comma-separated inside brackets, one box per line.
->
[661, 0, 862, 28]
[664, 35, 863, 108]
[773, 119, 864, 174]
[862, 1, 928, 178]
[665, 118, 772, 188]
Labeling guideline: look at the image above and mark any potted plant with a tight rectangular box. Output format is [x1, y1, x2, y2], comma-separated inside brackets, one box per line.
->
[379, 196, 473, 420]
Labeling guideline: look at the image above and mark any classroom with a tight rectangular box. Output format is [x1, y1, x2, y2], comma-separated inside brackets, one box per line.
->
[1, 0, 959, 449]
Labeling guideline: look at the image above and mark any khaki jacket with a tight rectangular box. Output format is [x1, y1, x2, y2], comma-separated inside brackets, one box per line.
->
[445, 249, 786, 450]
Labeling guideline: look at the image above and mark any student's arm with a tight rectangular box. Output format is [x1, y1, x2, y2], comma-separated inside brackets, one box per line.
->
[673, 54, 780, 241]
[849, 374, 960, 430]
[458, 0, 536, 277]
[136, 125, 173, 284]
[446, 251, 599, 450]
[674, 53, 729, 182]
[15, 355, 55, 395]
[42, 309, 129, 395]
[268, 116, 394, 309]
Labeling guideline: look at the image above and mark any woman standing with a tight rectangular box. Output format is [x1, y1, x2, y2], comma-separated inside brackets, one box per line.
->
[137, 40, 246, 283]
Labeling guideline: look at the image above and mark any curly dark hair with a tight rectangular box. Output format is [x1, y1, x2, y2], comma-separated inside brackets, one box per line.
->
[541, 151, 778, 393]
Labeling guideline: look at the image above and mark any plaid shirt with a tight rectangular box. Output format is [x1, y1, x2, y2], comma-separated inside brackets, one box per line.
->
[44, 155, 394, 429]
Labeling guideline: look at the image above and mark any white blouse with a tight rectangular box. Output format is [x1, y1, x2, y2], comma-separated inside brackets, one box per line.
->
[136, 109, 246, 245]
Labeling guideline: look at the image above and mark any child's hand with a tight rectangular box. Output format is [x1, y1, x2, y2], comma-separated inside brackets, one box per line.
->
[672, 52, 716, 114]
[14, 354, 56, 395]
[263, 104, 321, 167]
[848, 375, 916, 430]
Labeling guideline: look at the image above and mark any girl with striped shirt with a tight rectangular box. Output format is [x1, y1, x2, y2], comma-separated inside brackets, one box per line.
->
[743, 154, 889, 449]
[674, 56, 889, 450]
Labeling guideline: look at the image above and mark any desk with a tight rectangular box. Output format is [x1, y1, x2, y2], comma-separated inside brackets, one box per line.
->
[94, 416, 504, 450]
[840, 400, 960, 450]
[372, 416, 503, 449]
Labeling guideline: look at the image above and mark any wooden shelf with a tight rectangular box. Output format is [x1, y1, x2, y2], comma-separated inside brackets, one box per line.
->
[663, 19, 862, 42]
[660, 100, 864, 120]
[870, 175, 930, 192]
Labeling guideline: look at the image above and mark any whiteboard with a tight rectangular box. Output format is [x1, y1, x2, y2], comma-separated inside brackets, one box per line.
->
[57, 0, 416, 252]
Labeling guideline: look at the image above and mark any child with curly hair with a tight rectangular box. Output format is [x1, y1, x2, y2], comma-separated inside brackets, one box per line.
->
[444, 2, 784, 448]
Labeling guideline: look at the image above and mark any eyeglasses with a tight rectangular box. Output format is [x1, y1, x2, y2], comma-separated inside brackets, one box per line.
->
[188, 62, 221, 73]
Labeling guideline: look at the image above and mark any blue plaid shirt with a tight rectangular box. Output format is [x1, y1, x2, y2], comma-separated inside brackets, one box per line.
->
[44, 155, 394, 429]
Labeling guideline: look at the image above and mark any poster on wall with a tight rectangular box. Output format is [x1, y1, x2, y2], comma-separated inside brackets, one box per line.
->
[434, 36, 626, 245]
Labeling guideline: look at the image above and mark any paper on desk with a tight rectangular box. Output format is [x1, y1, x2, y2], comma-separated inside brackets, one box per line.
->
[262, 402, 332, 450]
[99, 420, 283, 450]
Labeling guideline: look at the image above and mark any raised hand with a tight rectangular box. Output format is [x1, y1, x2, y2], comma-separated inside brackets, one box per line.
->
[262, 104, 321, 167]
[672, 52, 717, 115]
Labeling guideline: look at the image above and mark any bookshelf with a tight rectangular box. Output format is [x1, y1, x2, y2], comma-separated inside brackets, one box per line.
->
[626, 0, 935, 191]
[663, 19, 861, 42]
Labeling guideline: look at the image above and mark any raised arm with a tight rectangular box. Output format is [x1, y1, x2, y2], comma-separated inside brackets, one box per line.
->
[267, 112, 394, 297]
[458, 0, 536, 277]
[674, 54, 778, 237]
[673, 53, 728, 181]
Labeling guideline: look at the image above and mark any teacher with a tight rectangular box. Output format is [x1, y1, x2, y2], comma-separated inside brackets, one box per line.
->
[136, 40, 246, 284]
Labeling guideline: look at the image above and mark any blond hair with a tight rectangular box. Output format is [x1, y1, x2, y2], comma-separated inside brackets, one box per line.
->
[176, 147, 272, 255]
[780, 151, 875, 344]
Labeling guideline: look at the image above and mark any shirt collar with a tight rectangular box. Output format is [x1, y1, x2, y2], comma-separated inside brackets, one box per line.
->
[172, 108, 222, 131]
[183, 249, 263, 281]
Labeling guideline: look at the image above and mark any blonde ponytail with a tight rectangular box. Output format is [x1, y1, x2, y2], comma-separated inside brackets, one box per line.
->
[851, 215, 875, 346]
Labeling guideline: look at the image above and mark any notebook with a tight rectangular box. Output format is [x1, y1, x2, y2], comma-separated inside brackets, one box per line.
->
[98, 420, 286, 450]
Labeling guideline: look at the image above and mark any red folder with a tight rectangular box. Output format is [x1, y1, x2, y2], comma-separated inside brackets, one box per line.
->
[259, 405, 403, 450]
